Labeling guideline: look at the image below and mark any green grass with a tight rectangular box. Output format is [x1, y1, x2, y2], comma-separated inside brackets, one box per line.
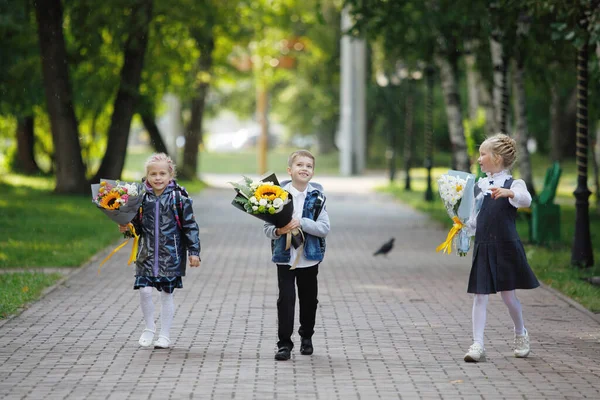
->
[0, 272, 63, 318]
[383, 161, 600, 313]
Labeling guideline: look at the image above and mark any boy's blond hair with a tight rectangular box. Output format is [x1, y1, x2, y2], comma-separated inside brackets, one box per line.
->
[480, 133, 517, 169]
[144, 152, 177, 178]
[287, 149, 315, 168]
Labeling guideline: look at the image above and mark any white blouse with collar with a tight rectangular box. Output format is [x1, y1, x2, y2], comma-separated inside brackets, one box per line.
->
[465, 170, 532, 235]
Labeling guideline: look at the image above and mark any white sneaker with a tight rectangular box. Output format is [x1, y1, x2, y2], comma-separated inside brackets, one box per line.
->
[464, 343, 486, 362]
[514, 330, 530, 358]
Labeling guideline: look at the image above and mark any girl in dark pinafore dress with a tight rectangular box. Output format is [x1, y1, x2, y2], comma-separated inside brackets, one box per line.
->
[463, 134, 539, 363]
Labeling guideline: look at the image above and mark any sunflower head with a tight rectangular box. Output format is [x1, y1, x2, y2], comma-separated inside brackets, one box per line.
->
[100, 191, 122, 210]
[254, 184, 287, 202]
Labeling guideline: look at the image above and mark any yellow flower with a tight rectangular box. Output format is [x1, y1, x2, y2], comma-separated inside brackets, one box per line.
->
[100, 191, 121, 210]
[255, 185, 287, 202]
[456, 184, 463, 192]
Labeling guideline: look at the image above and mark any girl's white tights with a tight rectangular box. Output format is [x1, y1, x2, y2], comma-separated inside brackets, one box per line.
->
[472, 290, 526, 347]
[500, 290, 525, 336]
[139, 287, 175, 339]
[472, 294, 488, 346]
[139, 287, 156, 331]
[159, 291, 174, 339]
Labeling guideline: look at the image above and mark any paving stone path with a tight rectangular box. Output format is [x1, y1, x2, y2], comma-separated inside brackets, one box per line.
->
[1, 174, 599, 399]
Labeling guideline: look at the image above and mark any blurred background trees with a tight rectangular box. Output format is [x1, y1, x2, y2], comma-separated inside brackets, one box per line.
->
[1, 0, 599, 196]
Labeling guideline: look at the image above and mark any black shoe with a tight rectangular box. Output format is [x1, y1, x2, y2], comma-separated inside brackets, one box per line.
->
[274, 347, 291, 361]
[300, 338, 313, 355]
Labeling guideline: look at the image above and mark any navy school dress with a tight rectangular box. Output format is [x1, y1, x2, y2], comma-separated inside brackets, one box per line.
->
[467, 178, 539, 294]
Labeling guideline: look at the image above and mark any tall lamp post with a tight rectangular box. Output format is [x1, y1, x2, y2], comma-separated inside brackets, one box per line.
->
[376, 72, 397, 183]
[424, 66, 435, 201]
[571, 30, 594, 267]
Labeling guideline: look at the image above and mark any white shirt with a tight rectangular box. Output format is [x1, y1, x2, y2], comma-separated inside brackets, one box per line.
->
[286, 183, 318, 269]
[465, 170, 532, 235]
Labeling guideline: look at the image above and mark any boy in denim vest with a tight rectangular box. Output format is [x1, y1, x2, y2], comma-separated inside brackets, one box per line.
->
[263, 150, 330, 361]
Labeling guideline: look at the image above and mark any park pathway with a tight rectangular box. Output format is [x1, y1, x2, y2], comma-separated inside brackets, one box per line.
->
[0, 173, 599, 399]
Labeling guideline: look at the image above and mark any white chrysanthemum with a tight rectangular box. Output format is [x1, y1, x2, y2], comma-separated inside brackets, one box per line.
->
[273, 198, 283, 208]
[259, 198, 268, 206]
[125, 184, 138, 196]
[252, 206, 258, 211]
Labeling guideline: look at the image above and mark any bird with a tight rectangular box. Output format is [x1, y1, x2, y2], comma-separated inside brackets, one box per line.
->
[373, 238, 395, 256]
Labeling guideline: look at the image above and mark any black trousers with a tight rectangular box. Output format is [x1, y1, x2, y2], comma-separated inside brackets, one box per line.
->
[276, 264, 319, 349]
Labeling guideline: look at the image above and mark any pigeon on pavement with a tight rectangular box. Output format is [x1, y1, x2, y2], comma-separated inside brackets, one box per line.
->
[373, 238, 395, 256]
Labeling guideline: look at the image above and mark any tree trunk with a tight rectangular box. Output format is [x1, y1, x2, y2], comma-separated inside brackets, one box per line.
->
[34, 0, 87, 194]
[512, 59, 535, 197]
[141, 112, 169, 155]
[478, 80, 498, 136]
[434, 53, 470, 172]
[92, 0, 153, 182]
[594, 122, 600, 213]
[464, 40, 480, 121]
[316, 119, 337, 154]
[14, 116, 42, 174]
[512, 12, 535, 196]
[549, 83, 561, 161]
[490, 35, 503, 131]
[403, 80, 414, 191]
[489, 1, 510, 135]
[181, 31, 215, 180]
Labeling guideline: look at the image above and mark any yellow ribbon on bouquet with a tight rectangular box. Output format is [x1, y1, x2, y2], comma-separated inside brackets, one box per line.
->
[98, 223, 140, 274]
[436, 216, 464, 255]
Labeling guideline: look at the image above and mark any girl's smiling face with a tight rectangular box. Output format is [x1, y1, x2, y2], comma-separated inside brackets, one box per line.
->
[146, 161, 173, 196]
[478, 145, 502, 174]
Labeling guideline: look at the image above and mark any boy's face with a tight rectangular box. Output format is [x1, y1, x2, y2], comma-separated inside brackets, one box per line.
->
[146, 161, 173, 195]
[287, 155, 314, 186]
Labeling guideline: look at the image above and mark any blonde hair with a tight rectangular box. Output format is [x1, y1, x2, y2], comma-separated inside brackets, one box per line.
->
[480, 133, 517, 169]
[287, 149, 315, 167]
[144, 152, 177, 178]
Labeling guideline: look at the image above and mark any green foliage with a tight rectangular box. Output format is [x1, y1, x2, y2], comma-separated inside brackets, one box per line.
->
[229, 175, 254, 199]
[0, 0, 44, 117]
[463, 109, 487, 158]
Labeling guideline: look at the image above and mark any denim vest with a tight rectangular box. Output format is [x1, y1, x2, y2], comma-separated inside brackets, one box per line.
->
[271, 188, 326, 264]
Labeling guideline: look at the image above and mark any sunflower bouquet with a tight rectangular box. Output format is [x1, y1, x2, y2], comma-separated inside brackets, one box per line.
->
[230, 173, 302, 249]
[91, 179, 145, 225]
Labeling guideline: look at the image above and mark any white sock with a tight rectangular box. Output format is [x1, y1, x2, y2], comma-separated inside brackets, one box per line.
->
[159, 291, 175, 339]
[500, 290, 525, 336]
[139, 286, 155, 332]
[472, 294, 489, 347]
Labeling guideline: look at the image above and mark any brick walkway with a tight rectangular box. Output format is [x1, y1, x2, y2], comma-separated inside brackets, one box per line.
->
[1, 175, 599, 399]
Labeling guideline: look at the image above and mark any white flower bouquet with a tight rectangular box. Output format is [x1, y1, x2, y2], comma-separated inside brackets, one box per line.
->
[436, 170, 475, 256]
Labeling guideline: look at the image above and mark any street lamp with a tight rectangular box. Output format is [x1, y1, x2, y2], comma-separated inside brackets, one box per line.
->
[571, 34, 594, 267]
[376, 72, 397, 183]
[424, 66, 435, 202]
